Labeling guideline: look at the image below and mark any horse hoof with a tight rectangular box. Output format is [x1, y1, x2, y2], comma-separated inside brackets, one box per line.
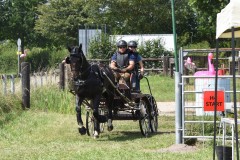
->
[93, 131, 99, 139]
[108, 125, 113, 131]
[78, 126, 87, 135]
[94, 135, 99, 139]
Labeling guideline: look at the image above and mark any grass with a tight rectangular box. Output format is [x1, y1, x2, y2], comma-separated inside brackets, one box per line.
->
[0, 110, 213, 160]
[0, 75, 216, 159]
[0, 94, 22, 127]
[141, 75, 175, 101]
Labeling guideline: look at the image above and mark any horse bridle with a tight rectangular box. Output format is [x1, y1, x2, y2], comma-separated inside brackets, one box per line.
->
[70, 47, 91, 79]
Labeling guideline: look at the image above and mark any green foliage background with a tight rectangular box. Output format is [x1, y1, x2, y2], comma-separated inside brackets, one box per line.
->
[0, 41, 18, 73]
[0, 0, 235, 73]
[0, 41, 67, 73]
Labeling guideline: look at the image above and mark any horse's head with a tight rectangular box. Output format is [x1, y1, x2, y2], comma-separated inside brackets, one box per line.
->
[67, 44, 89, 79]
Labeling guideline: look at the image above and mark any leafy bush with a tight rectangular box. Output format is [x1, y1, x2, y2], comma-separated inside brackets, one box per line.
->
[25, 47, 67, 72]
[88, 33, 116, 59]
[183, 41, 210, 50]
[0, 41, 18, 74]
[138, 39, 172, 68]
[88, 34, 173, 69]
[0, 41, 67, 73]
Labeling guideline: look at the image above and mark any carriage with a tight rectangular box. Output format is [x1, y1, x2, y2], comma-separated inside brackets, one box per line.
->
[66, 44, 158, 138]
[85, 76, 158, 137]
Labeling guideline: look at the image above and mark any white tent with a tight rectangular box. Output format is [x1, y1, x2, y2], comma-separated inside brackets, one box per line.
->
[216, 0, 240, 39]
[215, 0, 240, 159]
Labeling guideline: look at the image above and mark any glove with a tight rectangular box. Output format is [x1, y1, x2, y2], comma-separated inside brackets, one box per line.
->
[121, 68, 127, 73]
[138, 74, 143, 80]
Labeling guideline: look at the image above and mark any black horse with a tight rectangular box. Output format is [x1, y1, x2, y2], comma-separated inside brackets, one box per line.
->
[65, 44, 115, 138]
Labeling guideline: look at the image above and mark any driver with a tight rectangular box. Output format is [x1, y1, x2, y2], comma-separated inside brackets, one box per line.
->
[110, 40, 135, 86]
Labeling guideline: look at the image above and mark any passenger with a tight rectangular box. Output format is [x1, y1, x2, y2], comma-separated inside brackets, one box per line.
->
[110, 40, 135, 86]
[128, 41, 144, 91]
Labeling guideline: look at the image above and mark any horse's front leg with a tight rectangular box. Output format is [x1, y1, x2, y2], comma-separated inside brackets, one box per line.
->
[76, 94, 86, 135]
[107, 96, 114, 131]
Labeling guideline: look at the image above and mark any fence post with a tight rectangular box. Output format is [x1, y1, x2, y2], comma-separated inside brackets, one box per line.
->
[40, 71, 43, 86]
[238, 57, 240, 75]
[21, 62, 30, 109]
[183, 66, 189, 84]
[169, 58, 175, 78]
[2, 74, 7, 95]
[10, 74, 15, 94]
[163, 56, 169, 76]
[59, 63, 65, 90]
[33, 73, 37, 89]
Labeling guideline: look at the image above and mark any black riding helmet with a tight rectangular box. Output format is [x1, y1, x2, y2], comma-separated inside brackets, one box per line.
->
[128, 41, 138, 47]
[116, 40, 127, 47]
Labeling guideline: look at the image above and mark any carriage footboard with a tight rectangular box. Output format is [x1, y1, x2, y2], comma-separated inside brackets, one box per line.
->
[102, 71, 135, 107]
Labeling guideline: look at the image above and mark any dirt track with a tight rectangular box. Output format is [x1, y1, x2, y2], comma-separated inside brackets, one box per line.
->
[157, 102, 175, 115]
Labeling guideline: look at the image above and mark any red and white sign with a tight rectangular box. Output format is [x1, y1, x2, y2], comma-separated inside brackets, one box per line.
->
[203, 91, 225, 111]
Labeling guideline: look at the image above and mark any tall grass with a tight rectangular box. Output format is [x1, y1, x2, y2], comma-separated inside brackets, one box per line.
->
[0, 94, 22, 127]
[29, 75, 175, 115]
[31, 85, 75, 114]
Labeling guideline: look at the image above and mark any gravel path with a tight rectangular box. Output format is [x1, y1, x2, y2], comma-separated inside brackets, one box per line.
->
[157, 102, 175, 115]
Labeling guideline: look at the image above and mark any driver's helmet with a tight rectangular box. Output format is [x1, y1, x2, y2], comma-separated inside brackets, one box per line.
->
[117, 40, 127, 47]
[128, 41, 138, 47]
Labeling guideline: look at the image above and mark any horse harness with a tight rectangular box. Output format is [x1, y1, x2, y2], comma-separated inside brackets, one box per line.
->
[74, 64, 103, 89]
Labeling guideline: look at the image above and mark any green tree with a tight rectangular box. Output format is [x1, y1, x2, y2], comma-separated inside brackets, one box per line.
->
[83, 0, 197, 47]
[0, 0, 47, 48]
[188, 0, 229, 47]
[83, 0, 172, 34]
[35, 0, 87, 47]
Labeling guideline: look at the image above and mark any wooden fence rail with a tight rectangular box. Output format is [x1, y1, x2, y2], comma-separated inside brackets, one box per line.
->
[88, 56, 175, 77]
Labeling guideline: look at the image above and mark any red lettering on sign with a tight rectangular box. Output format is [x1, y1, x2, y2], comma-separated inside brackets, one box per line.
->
[203, 91, 225, 111]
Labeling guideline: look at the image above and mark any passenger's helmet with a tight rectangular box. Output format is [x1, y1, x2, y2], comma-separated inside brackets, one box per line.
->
[117, 40, 127, 47]
[128, 41, 138, 47]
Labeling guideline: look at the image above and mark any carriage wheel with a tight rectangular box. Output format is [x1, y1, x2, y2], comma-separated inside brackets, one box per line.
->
[86, 108, 105, 136]
[86, 110, 95, 136]
[139, 99, 150, 137]
[149, 96, 158, 133]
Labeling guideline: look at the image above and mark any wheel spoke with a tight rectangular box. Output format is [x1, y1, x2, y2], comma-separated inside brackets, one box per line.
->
[86, 110, 95, 136]
[139, 99, 150, 137]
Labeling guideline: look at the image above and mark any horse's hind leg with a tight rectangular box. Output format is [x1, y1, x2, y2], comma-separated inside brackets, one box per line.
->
[106, 95, 114, 131]
[76, 95, 86, 135]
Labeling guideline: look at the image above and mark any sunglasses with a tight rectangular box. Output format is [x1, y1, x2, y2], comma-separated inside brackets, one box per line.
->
[129, 46, 137, 48]
[119, 46, 126, 49]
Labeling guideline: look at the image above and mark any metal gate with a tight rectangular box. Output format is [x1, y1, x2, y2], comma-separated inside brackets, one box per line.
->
[180, 48, 240, 141]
